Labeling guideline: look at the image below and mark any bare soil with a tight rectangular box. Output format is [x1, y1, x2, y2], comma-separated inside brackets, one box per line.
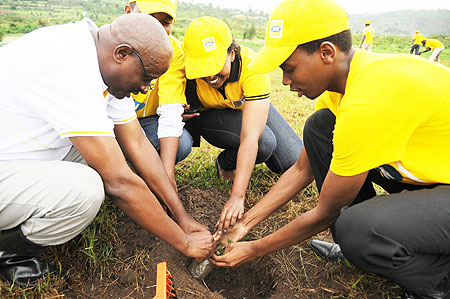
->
[1, 186, 402, 298]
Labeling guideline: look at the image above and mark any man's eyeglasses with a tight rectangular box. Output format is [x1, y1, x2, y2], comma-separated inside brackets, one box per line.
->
[131, 48, 155, 91]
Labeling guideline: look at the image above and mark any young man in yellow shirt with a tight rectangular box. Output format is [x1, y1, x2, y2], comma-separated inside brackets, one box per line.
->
[211, 1, 450, 298]
[360, 20, 374, 51]
[410, 30, 425, 55]
[419, 38, 445, 62]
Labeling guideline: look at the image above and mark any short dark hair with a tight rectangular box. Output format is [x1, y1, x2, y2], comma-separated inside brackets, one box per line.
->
[297, 29, 352, 54]
[227, 38, 241, 57]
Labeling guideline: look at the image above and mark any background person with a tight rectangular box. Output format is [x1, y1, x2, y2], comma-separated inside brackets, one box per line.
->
[0, 14, 214, 287]
[125, 0, 195, 192]
[183, 16, 303, 232]
[360, 20, 374, 51]
[410, 30, 425, 55]
[211, 1, 450, 298]
[419, 38, 445, 62]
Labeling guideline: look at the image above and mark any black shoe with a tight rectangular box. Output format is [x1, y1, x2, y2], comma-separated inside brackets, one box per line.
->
[309, 239, 346, 262]
[0, 253, 54, 287]
[0, 227, 55, 287]
[403, 273, 450, 299]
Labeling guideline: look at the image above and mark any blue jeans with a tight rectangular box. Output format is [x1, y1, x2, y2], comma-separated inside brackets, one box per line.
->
[138, 116, 193, 164]
[200, 104, 303, 174]
[410, 44, 420, 55]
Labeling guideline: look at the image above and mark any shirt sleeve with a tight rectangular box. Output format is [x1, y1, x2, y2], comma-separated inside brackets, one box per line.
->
[156, 103, 185, 139]
[106, 95, 137, 125]
[242, 72, 271, 101]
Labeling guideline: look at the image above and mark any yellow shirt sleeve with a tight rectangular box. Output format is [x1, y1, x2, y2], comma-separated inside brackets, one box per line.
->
[314, 91, 342, 115]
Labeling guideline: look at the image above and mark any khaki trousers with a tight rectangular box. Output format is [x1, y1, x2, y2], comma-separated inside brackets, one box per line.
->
[0, 147, 104, 246]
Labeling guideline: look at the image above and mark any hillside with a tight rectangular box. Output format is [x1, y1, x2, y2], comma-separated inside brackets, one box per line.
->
[0, 0, 449, 41]
[350, 9, 450, 36]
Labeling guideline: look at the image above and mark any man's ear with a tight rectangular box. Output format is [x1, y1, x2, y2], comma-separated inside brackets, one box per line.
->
[124, 5, 132, 14]
[113, 44, 133, 63]
[319, 42, 337, 65]
[230, 49, 236, 62]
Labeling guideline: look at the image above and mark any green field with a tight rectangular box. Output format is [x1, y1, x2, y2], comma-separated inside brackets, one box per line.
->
[1, 2, 450, 298]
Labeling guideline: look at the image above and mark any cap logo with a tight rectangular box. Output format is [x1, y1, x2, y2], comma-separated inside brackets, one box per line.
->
[202, 37, 216, 52]
[269, 20, 283, 39]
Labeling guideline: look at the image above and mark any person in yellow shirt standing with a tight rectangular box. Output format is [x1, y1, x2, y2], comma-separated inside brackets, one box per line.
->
[419, 38, 445, 62]
[410, 30, 425, 55]
[124, 0, 209, 234]
[183, 17, 303, 232]
[211, 1, 450, 298]
[360, 20, 374, 51]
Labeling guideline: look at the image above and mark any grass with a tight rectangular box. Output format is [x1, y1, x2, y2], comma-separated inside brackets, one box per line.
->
[1, 37, 449, 298]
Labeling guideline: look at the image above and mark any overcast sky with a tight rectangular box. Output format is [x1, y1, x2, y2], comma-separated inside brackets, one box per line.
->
[180, 0, 450, 14]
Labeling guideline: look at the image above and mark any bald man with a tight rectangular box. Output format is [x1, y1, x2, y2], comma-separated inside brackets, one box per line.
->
[0, 13, 214, 287]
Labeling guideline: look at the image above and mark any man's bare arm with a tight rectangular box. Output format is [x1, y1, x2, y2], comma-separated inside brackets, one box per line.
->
[70, 135, 213, 258]
[221, 149, 314, 243]
[113, 119, 207, 233]
[212, 170, 367, 267]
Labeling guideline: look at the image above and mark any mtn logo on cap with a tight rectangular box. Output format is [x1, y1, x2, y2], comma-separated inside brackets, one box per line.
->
[202, 37, 216, 52]
[269, 20, 283, 39]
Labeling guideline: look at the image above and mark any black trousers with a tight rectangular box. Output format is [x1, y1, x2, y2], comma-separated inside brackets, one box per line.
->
[303, 109, 450, 295]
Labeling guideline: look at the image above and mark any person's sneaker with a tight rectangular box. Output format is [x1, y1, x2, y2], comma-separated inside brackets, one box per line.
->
[403, 273, 450, 299]
[309, 239, 346, 262]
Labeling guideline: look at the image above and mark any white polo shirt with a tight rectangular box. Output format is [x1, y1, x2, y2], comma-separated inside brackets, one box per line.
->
[0, 18, 136, 161]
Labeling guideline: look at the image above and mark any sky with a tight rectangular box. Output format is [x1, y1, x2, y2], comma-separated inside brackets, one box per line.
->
[180, 0, 450, 14]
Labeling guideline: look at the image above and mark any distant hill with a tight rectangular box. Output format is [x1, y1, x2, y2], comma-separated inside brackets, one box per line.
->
[0, 0, 449, 40]
[350, 9, 450, 36]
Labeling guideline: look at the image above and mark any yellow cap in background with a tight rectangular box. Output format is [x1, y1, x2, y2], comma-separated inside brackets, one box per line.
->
[129, 0, 177, 23]
[365, 20, 371, 25]
[184, 16, 233, 79]
[416, 30, 420, 34]
[248, 0, 350, 74]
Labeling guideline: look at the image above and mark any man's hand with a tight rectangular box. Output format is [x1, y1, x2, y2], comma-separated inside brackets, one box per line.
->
[184, 231, 215, 260]
[181, 104, 200, 121]
[418, 51, 422, 55]
[215, 195, 245, 232]
[179, 215, 209, 234]
[210, 241, 257, 267]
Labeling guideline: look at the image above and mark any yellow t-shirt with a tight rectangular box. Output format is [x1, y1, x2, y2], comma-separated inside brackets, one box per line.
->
[330, 50, 450, 185]
[413, 33, 425, 45]
[133, 35, 187, 117]
[314, 91, 342, 115]
[363, 26, 375, 44]
[425, 39, 444, 49]
[195, 46, 271, 110]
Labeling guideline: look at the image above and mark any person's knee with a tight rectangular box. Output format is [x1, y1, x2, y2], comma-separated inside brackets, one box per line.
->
[257, 129, 277, 162]
[67, 164, 104, 222]
[304, 109, 335, 144]
[334, 206, 376, 264]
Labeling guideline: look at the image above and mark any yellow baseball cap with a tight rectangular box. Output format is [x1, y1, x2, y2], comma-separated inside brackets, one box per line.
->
[129, 0, 177, 23]
[248, 0, 349, 74]
[184, 16, 233, 79]
[416, 30, 420, 33]
[365, 20, 371, 25]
